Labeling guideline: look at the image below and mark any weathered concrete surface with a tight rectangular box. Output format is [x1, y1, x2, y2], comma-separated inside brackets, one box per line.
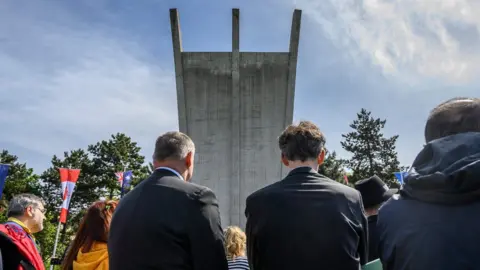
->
[170, 9, 301, 228]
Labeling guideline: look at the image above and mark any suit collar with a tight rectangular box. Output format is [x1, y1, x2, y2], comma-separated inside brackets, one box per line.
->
[155, 167, 184, 181]
[286, 166, 318, 177]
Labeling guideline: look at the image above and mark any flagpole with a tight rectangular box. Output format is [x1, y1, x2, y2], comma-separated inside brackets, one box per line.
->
[50, 167, 81, 269]
[50, 166, 68, 270]
[49, 221, 62, 270]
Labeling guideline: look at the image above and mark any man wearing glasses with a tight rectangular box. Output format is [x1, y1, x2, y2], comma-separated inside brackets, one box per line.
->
[0, 193, 46, 270]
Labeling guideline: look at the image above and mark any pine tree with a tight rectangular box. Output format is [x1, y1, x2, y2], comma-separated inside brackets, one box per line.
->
[87, 133, 150, 198]
[341, 109, 400, 186]
[38, 148, 96, 261]
[318, 150, 347, 183]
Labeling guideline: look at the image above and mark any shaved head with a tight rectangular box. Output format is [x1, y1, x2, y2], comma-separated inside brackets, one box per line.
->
[425, 97, 480, 143]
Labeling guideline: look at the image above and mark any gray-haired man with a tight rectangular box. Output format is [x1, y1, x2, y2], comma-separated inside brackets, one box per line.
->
[108, 131, 228, 270]
[0, 193, 46, 270]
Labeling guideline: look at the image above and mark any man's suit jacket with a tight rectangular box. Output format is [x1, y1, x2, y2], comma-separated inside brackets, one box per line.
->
[108, 168, 228, 270]
[245, 167, 368, 270]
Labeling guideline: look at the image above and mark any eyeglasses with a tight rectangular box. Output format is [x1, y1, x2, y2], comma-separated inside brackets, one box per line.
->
[37, 208, 46, 214]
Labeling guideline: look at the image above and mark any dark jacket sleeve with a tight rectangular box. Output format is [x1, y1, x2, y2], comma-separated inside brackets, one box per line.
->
[188, 187, 228, 270]
[245, 197, 258, 270]
[358, 197, 369, 265]
[377, 204, 394, 269]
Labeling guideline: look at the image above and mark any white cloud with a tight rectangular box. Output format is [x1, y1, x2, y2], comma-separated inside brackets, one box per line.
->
[295, 0, 480, 84]
[0, 2, 178, 165]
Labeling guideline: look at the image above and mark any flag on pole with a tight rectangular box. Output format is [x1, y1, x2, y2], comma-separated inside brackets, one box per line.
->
[343, 174, 349, 185]
[0, 164, 10, 200]
[58, 168, 81, 223]
[121, 170, 133, 194]
[115, 172, 124, 186]
[394, 171, 408, 185]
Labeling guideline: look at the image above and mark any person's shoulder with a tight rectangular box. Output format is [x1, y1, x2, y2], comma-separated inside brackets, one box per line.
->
[246, 180, 283, 205]
[0, 223, 28, 240]
[186, 181, 215, 197]
[317, 176, 362, 200]
[0, 225, 15, 244]
[379, 194, 403, 214]
[149, 170, 206, 195]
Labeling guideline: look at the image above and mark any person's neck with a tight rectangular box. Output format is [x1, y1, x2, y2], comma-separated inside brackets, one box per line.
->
[365, 208, 379, 217]
[287, 160, 319, 171]
[154, 162, 187, 180]
[233, 252, 245, 258]
[11, 216, 34, 232]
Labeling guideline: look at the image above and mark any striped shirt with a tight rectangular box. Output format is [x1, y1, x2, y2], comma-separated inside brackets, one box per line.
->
[227, 256, 250, 270]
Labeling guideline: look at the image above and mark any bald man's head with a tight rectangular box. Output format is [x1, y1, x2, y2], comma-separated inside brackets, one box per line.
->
[424, 97, 480, 143]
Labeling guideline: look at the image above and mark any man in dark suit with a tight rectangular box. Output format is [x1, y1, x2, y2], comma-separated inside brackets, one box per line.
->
[354, 175, 397, 262]
[108, 131, 228, 270]
[245, 121, 368, 270]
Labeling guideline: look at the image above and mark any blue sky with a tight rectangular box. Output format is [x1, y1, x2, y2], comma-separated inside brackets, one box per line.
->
[1, 0, 479, 173]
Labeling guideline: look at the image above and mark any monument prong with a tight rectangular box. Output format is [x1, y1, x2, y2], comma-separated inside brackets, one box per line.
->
[170, 8, 187, 133]
[281, 9, 302, 178]
[232, 8, 240, 51]
[286, 9, 301, 127]
[230, 8, 241, 226]
[170, 8, 302, 228]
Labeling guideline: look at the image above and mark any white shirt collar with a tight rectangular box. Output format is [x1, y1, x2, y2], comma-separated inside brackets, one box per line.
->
[156, 167, 184, 181]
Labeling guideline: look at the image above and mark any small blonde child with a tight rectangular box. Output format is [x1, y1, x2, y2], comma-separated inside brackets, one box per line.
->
[224, 226, 249, 270]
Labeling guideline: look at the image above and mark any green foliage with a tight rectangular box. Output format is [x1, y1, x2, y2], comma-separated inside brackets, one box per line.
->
[88, 133, 150, 197]
[0, 150, 40, 201]
[318, 150, 347, 184]
[341, 109, 401, 186]
[1, 133, 151, 266]
[0, 123, 402, 266]
[40, 149, 95, 214]
[0, 151, 56, 261]
[35, 212, 60, 262]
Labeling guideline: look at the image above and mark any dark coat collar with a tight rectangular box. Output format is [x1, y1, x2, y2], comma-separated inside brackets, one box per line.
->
[286, 166, 319, 177]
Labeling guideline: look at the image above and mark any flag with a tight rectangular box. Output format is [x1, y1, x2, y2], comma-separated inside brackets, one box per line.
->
[58, 168, 81, 223]
[0, 164, 10, 200]
[394, 171, 408, 185]
[121, 170, 133, 193]
[343, 174, 349, 184]
[115, 172, 124, 186]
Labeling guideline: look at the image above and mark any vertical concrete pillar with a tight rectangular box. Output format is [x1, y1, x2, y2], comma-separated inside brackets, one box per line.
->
[170, 9, 302, 228]
[230, 8, 241, 226]
[169, 9, 187, 134]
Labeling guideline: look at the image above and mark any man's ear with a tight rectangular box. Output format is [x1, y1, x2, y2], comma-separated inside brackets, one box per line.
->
[318, 149, 326, 166]
[185, 151, 193, 167]
[26, 206, 34, 217]
[281, 154, 289, 166]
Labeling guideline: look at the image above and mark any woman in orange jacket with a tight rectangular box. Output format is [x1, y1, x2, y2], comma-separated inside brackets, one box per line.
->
[61, 200, 117, 270]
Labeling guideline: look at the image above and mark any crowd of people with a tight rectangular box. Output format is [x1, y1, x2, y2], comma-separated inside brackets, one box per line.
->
[0, 96, 479, 270]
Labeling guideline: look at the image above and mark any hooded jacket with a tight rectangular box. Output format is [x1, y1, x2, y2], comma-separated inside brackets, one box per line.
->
[377, 132, 480, 270]
[73, 242, 109, 270]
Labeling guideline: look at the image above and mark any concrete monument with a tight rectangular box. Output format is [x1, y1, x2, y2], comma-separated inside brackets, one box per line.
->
[170, 8, 301, 227]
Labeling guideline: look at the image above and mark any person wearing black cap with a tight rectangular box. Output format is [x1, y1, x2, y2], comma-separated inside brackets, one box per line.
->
[355, 175, 397, 262]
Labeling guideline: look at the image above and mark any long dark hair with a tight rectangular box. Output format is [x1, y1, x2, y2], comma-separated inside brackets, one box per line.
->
[61, 200, 117, 270]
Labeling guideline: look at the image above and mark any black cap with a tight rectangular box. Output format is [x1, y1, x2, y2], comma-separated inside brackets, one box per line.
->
[354, 175, 398, 209]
